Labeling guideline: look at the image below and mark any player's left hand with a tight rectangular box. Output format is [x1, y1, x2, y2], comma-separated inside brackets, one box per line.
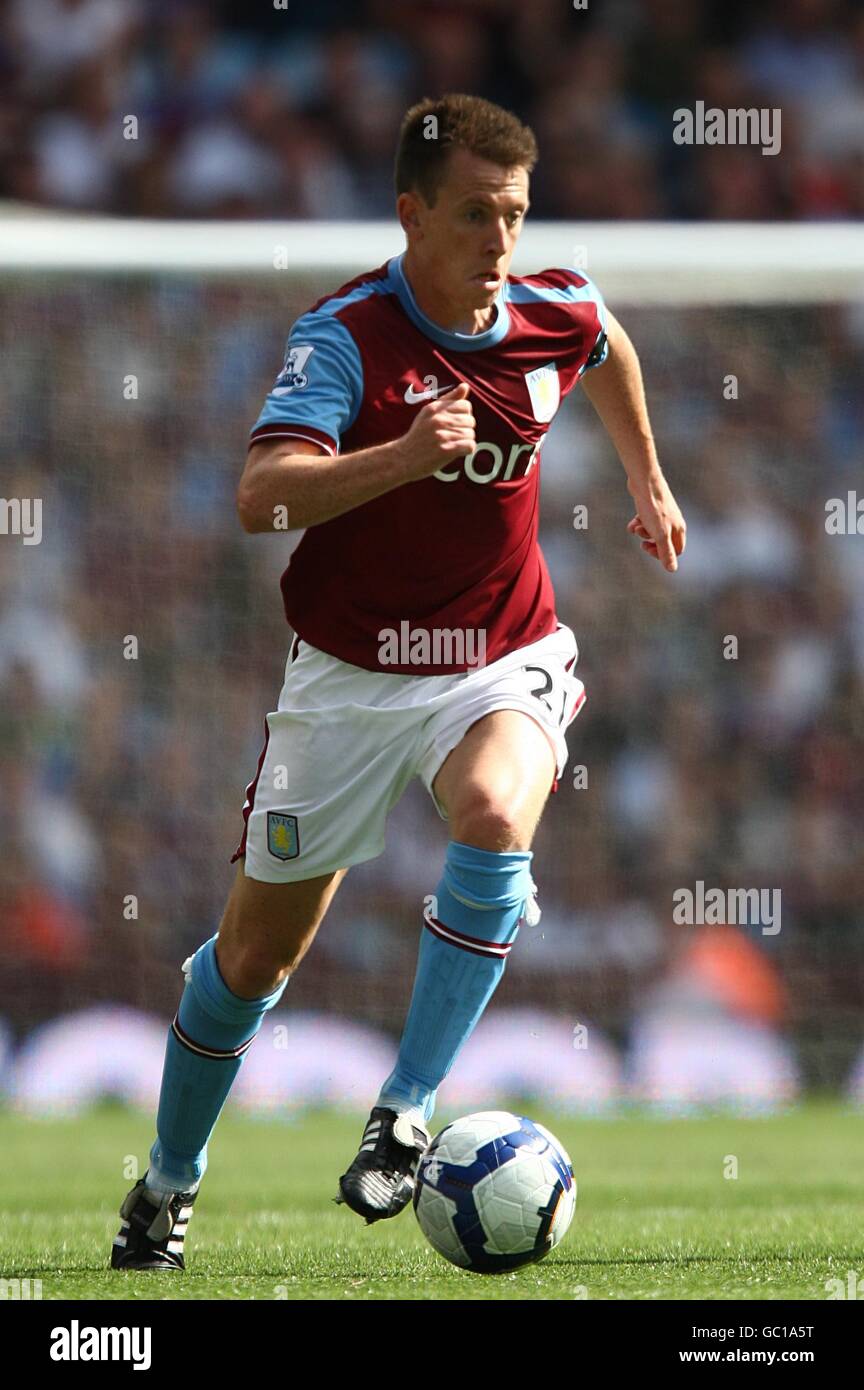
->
[625, 470, 686, 572]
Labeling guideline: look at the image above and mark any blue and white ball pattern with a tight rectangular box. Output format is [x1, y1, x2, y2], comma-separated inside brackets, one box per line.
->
[413, 1110, 576, 1273]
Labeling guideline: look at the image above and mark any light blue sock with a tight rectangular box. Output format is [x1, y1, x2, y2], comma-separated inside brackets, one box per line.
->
[146, 935, 287, 1193]
[376, 840, 534, 1126]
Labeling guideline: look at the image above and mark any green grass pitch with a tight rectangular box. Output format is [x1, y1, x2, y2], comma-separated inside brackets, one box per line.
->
[1, 1099, 862, 1300]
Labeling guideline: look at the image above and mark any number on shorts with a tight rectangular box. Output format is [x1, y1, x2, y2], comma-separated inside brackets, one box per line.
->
[524, 662, 571, 726]
[524, 664, 554, 717]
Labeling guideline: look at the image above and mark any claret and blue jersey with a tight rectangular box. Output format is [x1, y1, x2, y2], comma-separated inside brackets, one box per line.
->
[250, 251, 608, 675]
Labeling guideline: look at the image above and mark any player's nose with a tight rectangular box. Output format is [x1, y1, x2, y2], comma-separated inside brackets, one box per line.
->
[485, 219, 509, 254]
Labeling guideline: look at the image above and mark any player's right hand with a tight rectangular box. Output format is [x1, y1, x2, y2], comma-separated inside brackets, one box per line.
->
[397, 381, 476, 480]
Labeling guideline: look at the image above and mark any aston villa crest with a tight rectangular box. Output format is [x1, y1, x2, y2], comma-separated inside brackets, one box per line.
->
[267, 812, 300, 860]
[524, 362, 560, 423]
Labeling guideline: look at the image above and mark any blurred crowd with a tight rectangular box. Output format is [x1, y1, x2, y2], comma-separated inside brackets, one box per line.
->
[0, 0, 863, 221]
[0, 274, 862, 1091]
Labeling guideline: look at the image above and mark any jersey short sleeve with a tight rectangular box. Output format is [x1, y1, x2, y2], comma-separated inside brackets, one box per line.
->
[572, 269, 609, 376]
[249, 310, 364, 456]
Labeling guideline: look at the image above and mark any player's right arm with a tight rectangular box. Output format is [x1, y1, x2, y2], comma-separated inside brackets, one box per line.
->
[238, 308, 474, 533]
[237, 385, 475, 533]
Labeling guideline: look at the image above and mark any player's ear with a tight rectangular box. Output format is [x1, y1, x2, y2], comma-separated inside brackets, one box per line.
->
[397, 191, 423, 238]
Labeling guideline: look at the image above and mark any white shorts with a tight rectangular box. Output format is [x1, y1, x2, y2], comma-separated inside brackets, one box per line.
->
[232, 623, 586, 883]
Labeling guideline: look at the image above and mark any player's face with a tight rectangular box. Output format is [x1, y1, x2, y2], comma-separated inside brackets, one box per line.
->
[400, 148, 530, 321]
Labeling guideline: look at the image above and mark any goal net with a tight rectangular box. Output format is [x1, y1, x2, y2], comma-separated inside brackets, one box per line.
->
[1, 217, 862, 1114]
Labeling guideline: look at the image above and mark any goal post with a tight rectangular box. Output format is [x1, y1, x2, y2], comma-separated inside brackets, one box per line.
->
[2, 211, 863, 302]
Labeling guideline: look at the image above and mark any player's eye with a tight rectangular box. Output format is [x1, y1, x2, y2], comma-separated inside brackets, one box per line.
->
[463, 207, 523, 226]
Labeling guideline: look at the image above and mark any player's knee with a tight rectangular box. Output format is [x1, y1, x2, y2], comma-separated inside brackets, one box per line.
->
[450, 789, 528, 852]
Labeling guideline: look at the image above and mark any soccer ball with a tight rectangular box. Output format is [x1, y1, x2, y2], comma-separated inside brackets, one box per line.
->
[413, 1110, 576, 1273]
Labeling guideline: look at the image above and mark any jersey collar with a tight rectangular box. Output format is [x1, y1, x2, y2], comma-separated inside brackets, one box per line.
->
[389, 252, 510, 352]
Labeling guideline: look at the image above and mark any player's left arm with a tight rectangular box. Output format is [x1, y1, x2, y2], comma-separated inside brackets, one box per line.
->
[579, 308, 686, 573]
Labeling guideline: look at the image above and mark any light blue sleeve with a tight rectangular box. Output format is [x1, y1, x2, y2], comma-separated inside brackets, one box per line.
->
[572, 270, 609, 374]
[250, 310, 364, 453]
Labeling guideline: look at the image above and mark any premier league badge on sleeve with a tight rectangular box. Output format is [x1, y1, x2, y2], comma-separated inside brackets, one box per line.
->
[524, 362, 560, 423]
[267, 812, 300, 860]
[272, 345, 314, 396]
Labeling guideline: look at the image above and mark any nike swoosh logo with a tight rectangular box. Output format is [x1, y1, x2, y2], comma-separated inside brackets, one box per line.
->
[403, 382, 457, 404]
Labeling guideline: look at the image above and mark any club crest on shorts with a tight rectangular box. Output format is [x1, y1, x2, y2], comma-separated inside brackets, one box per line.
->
[524, 362, 560, 423]
[267, 812, 300, 860]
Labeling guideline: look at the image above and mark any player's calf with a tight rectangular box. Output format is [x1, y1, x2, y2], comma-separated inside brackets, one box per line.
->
[216, 863, 346, 996]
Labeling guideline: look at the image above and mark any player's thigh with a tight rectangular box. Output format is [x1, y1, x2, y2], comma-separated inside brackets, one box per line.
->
[215, 861, 348, 998]
[431, 708, 556, 851]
